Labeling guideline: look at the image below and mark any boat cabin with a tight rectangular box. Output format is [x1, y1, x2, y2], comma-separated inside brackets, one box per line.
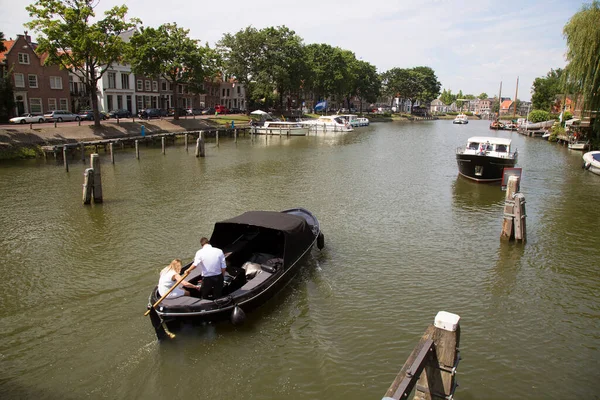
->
[463, 136, 513, 158]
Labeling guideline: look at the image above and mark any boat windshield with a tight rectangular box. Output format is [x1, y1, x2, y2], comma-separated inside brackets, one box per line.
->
[468, 142, 479, 150]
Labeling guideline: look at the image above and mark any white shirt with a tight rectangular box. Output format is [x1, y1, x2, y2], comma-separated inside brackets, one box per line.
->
[158, 268, 185, 298]
[193, 244, 226, 277]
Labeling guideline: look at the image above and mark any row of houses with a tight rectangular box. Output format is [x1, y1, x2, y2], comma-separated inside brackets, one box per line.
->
[0, 31, 248, 118]
[429, 98, 533, 116]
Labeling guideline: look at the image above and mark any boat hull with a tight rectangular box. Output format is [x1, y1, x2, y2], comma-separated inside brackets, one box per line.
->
[583, 151, 600, 176]
[456, 153, 517, 182]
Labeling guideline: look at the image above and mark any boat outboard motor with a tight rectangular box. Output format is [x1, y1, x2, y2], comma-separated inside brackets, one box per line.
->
[231, 305, 246, 325]
[317, 232, 325, 250]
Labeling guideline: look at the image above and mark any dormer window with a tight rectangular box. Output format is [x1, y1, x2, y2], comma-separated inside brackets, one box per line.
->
[18, 53, 30, 64]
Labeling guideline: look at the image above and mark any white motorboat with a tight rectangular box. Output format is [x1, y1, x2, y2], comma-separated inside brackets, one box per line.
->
[252, 121, 309, 136]
[568, 138, 590, 151]
[453, 114, 469, 124]
[582, 151, 600, 176]
[299, 116, 353, 132]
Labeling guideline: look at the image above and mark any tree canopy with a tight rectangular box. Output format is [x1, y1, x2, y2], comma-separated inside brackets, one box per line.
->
[531, 68, 563, 111]
[26, 0, 139, 126]
[563, 0, 600, 138]
[128, 23, 219, 119]
[381, 67, 440, 106]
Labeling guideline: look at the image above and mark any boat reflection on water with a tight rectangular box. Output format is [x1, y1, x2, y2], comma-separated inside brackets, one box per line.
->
[452, 176, 505, 211]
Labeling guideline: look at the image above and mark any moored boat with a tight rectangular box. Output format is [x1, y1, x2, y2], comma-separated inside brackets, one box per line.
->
[456, 136, 518, 182]
[252, 120, 309, 136]
[568, 138, 590, 151]
[299, 115, 353, 132]
[582, 151, 600, 176]
[489, 120, 505, 130]
[453, 113, 469, 124]
[338, 114, 370, 127]
[147, 208, 324, 339]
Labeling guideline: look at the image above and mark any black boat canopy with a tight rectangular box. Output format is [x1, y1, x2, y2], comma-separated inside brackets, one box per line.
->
[210, 211, 315, 268]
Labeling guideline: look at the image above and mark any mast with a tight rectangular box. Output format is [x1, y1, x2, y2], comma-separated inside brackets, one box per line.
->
[513, 77, 519, 117]
[497, 81, 502, 120]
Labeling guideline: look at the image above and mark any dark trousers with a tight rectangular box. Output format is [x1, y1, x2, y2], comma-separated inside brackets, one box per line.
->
[201, 274, 224, 299]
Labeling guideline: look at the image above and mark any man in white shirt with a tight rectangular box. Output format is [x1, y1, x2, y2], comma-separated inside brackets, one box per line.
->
[192, 237, 227, 299]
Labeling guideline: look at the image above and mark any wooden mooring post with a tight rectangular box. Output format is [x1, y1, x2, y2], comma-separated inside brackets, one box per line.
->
[234, 128, 237, 143]
[184, 133, 189, 151]
[383, 311, 461, 400]
[135, 140, 140, 159]
[501, 175, 526, 242]
[195, 132, 205, 157]
[63, 147, 69, 172]
[91, 154, 103, 203]
[216, 130, 219, 147]
[161, 137, 166, 154]
[109, 143, 115, 164]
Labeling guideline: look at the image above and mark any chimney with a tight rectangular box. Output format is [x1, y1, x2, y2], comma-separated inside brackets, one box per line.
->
[24, 30, 31, 43]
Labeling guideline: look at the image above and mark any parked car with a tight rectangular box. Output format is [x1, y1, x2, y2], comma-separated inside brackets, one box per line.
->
[168, 107, 188, 117]
[201, 107, 216, 115]
[186, 108, 204, 115]
[138, 108, 167, 119]
[9, 113, 45, 124]
[79, 110, 108, 121]
[108, 109, 132, 118]
[214, 105, 229, 114]
[44, 110, 80, 122]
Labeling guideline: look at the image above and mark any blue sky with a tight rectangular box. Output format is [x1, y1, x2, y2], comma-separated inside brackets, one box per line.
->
[1, 0, 586, 101]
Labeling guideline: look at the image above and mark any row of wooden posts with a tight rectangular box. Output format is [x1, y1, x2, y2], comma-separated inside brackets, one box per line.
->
[501, 175, 526, 242]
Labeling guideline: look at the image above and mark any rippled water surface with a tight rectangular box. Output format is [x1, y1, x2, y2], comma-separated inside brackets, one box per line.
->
[1, 120, 599, 399]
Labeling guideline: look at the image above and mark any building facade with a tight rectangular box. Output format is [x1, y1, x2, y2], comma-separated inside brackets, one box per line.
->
[1, 33, 71, 117]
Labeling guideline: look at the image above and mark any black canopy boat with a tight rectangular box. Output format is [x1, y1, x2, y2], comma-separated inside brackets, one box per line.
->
[456, 136, 518, 182]
[147, 208, 324, 339]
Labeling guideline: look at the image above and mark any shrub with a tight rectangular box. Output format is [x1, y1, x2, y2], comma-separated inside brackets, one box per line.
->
[528, 110, 551, 123]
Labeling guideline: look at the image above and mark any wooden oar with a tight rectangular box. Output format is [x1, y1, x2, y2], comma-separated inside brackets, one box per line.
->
[144, 269, 192, 316]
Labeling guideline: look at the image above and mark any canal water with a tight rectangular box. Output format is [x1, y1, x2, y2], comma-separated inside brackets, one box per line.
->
[0, 120, 598, 399]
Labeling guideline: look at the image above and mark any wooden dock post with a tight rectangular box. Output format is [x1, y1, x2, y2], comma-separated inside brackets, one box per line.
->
[63, 147, 69, 172]
[234, 128, 237, 143]
[195, 132, 205, 157]
[80, 143, 85, 162]
[216, 130, 219, 147]
[135, 140, 140, 159]
[383, 311, 461, 400]
[501, 176, 526, 242]
[90, 154, 103, 203]
[109, 142, 114, 164]
[82, 168, 93, 204]
[184, 133, 189, 151]
[161, 137, 166, 154]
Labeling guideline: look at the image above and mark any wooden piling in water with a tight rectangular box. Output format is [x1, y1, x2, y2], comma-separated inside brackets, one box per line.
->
[383, 311, 461, 400]
[185, 133, 188, 151]
[82, 168, 93, 204]
[234, 128, 237, 143]
[80, 143, 85, 161]
[63, 147, 69, 172]
[195, 132, 205, 157]
[162, 137, 166, 154]
[216, 130, 219, 147]
[501, 176, 526, 242]
[90, 154, 103, 203]
[135, 140, 139, 159]
[109, 143, 114, 164]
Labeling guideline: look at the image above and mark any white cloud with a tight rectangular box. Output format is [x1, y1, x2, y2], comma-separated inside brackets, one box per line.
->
[2, 0, 582, 101]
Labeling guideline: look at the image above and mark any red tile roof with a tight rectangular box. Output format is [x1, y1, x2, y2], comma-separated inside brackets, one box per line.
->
[500, 100, 513, 109]
[0, 40, 16, 63]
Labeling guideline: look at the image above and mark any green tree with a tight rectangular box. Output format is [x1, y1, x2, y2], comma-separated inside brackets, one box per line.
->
[0, 32, 6, 52]
[440, 89, 454, 105]
[528, 109, 551, 123]
[412, 66, 441, 105]
[304, 43, 348, 106]
[563, 0, 600, 140]
[531, 68, 563, 111]
[478, 92, 488, 100]
[26, 0, 140, 126]
[128, 23, 219, 119]
[353, 60, 380, 111]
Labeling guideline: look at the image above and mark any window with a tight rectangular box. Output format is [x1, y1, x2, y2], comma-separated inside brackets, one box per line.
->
[178, 84, 183, 94]
[237, 86, 240, 94]
[117, 95, 123, 109]
[145, 80, 150, 91]
[48, 98, 57, 111]
[14, 73, 25, 88]
[49, 76, 63, 89]
[59, 99, 68, 111]
[222, 88, 225, 97]
[161, 80, 167, 91]
[152, 81, 158, 92]
[18, 53, 30, 64]
[28, 74, 38, 88]
[30, 98, 42, 114]
[107, 95, 113, 111]
[226, 88, 230, 97]
[121, 73, 130, 89]
[108, 72, 116, 89]
[137, 80, 143, 91]
[136, 95, 143, 111]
